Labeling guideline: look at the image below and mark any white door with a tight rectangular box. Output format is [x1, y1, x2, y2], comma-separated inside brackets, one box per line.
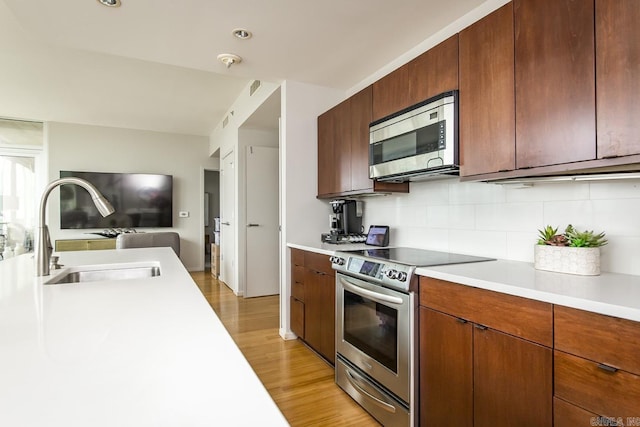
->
[245, 146, 279, 297]
[220, 151, 235, 292]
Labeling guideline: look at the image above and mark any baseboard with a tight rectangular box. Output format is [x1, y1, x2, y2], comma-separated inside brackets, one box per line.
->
[279, 328, 298, 340]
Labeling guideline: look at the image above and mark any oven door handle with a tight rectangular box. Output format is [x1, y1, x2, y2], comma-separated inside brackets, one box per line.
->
[345, 369, 397, 414]
[340, 278, 404, 305]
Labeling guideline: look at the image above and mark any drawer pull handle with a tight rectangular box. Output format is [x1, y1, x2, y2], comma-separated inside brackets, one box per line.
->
[456, 318, 468, 324]
[597, 363, 619, 373]
[474, 324, 488, 331]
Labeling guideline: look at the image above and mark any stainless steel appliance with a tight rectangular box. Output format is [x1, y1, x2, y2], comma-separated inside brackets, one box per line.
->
[369, 91, 458, 182]
[321, 199, 365, 244]
[331, 247, 494, 426]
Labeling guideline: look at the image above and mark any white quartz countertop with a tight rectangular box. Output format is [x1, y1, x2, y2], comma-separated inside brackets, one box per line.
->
[287, 242, 640, 322]
[0, 248, 288, 427]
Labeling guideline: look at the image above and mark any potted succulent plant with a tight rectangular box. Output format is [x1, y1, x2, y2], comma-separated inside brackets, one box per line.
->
[534, 224, 607, 276]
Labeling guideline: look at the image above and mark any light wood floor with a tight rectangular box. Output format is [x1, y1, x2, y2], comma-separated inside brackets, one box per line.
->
[191, 271, 380, 427]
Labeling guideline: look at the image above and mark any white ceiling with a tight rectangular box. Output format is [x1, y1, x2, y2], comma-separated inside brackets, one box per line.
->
[0, 0, 486, 136]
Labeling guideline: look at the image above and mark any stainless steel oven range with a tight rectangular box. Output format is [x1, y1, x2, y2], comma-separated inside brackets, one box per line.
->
[331, 247, 494, 426]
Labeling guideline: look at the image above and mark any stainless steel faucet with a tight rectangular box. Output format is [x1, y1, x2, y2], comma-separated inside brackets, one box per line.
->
[35, 177, 115, 277]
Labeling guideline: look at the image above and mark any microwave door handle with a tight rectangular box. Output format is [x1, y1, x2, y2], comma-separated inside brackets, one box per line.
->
[340, 278, 404, 305]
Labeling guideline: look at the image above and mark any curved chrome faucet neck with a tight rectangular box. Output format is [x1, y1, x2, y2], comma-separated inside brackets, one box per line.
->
[35, 177, 115, 277]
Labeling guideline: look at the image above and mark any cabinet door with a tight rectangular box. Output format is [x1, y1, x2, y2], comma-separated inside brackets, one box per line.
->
[290, 296, 304, 338]
[419, 308, 472, 427]
[408, 35, 459, 106]
[303, 268, 335, 363]
[459, 3, 515, 176]
[318, 272, 335, 364]
[514, 0, 595, 168]
[372, 63, 410, 121]
[554, 397, 611, 427]
[317, 100, 351, 197]
[474, 327, 552, 427]
[350, 86, 374, 192]
[303, 268, 323, 353]
[596, 0, 640, 158]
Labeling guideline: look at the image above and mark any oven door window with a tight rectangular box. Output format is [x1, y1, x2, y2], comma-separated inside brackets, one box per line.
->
[343, 289, 398, 373]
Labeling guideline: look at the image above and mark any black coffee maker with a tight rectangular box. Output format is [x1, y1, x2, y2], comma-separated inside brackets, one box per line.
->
[322, 199, 365, 244]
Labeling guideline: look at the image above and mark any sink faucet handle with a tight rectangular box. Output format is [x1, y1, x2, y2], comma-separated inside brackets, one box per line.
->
[49, 255, 63, 270]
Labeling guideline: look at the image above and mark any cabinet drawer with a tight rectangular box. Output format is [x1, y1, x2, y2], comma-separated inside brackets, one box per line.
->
[554, 397, 607, 427]
[290, 297, 304, 338]
[304, 251, 333, 275]
[419, 278, 553, 346]
[555, 305, 640, 374]
[555, 350, 640, 418]
[292, 266, 305, 301]
[291, 248, 305, 266]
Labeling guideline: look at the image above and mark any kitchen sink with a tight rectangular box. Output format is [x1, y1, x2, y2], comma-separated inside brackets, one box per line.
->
[46, 265, 161, 285]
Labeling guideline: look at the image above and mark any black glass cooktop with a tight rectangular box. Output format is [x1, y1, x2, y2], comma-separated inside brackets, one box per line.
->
[340, 247, 495, 267]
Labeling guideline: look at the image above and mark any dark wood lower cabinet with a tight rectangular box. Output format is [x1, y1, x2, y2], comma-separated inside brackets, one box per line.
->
[420, 308, 473, 427]
[419, 278, 552, 426]
[420, 308, 552, 426]
[290, 297, 304, 338]
[474, 327, 552, 427]
[303, 268, 335, 364]
[555, 350, 640, 419]
[554, 397, 602, 427]
[289, 249, 336, 365]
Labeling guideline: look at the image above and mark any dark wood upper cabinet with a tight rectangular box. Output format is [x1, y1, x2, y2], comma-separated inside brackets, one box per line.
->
[459, 3, 515, 177]
[596, 0, 640, 159]
[350, 87, 374, 192]
[317, 99, 351, 196]
[317, 86, 408, 198]
[408, 35, 459, 107]
[514, 0, 596, 169]
[372, 64, 409, 122]
[372, 37, 459, 123]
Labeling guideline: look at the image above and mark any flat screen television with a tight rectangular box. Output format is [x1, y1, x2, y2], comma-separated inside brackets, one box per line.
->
[59, 171, 173, 229]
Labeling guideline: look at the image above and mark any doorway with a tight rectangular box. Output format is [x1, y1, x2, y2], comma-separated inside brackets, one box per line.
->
[203, 170, 220, 270]
[244, 145, 279, 297]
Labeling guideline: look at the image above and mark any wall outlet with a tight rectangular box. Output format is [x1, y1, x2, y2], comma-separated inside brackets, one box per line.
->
[179, 211, 189, 218]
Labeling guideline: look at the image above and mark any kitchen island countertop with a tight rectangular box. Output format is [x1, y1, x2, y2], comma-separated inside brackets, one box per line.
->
[288, 242, 640, 322]
[0, 248, 288, 427]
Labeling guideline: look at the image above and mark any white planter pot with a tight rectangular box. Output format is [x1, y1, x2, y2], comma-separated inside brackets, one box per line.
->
[534, 245, 601, 276]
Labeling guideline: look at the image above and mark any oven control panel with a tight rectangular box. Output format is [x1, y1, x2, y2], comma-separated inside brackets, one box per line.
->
[330, 254, 414, 291]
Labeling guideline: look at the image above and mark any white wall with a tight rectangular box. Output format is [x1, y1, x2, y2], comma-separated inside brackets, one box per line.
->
[347, 0, 511, 97]
[209, 81, 281, 158]
[47, 122, 219, 271]
[279, 80, 345, 338]
[209, 80, 281, 295]
[360, 178, 640, 276]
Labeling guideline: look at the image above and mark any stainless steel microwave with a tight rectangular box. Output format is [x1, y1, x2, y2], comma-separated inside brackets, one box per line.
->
[369, 91, 458, 182]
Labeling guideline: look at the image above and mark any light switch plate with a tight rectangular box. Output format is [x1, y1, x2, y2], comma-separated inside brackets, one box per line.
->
[179, 211, 189, 218]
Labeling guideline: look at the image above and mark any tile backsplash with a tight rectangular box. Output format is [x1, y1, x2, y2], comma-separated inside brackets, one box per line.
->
[360, 177, 640, 276]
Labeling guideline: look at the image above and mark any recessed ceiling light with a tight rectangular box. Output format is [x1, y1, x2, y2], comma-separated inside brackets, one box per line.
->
[97, 0, 121, 7]
[217, 53, 242, 68]
[232, 28, 252, 40]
